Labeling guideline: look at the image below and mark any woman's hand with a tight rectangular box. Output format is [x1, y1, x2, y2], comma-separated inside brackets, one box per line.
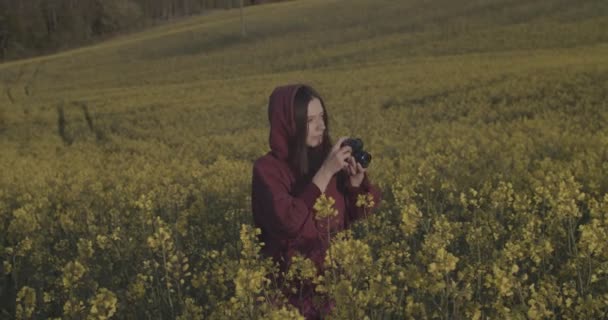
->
[322, 137, 352, 175]
[313, 137, 352, 193]
[345, 156, 366, 187]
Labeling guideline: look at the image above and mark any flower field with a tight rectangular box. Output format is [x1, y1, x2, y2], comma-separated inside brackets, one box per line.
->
[1, 0, 608, 318]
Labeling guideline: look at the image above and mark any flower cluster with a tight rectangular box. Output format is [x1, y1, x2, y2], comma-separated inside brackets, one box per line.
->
[88, 288, 118, 320]
[313, 193, 338, 220]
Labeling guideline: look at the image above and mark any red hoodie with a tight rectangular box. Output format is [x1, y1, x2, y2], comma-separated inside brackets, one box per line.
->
[251, 84, 381, 318]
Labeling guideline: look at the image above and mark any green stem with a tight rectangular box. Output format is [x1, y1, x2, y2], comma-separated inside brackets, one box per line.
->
[161, 244, 175, 319]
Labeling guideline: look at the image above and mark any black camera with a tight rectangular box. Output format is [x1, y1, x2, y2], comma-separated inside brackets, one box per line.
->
[341, 138, 372, 168]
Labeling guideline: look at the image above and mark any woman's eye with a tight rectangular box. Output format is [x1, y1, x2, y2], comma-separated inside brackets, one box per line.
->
[308, 115, 323, 124]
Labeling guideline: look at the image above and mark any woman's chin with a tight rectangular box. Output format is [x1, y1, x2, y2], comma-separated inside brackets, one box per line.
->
[307, 140, 322, 148]
[311, 137, 323, 147]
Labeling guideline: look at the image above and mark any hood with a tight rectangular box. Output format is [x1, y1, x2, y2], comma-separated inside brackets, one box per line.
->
[267, 84, 305, 161]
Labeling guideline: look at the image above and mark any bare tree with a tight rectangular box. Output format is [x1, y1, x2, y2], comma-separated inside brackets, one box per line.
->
[240, 0, 246, 36]
[0, 0, 272, 61]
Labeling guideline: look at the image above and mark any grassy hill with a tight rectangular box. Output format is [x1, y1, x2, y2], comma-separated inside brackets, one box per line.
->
[1, 0, 607, 157]
[1, 0, 608, 318]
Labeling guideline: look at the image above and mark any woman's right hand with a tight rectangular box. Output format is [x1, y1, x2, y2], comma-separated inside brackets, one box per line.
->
[322, 137, 352, 175]
[313, 137, 352, 193]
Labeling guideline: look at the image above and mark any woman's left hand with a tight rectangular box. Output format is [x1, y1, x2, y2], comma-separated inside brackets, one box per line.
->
[345, 156, 366, 187]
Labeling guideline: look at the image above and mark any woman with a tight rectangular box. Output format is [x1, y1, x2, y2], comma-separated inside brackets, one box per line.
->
[251, 84, 382, 319]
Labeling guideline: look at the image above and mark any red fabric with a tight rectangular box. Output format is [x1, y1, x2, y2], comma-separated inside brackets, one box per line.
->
[251, 84, 381, 319]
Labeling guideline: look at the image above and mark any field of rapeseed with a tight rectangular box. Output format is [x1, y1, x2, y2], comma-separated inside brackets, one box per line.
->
[1, 0, 608, 318]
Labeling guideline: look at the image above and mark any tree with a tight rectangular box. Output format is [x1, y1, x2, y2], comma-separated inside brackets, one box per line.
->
[91, 0, 143, 35]
[0, 0, 281, 61]
[240, 0, 246, 36]
[0, 6, 7, 59]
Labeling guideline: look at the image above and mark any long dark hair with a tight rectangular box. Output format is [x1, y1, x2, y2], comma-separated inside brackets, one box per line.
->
[289, 85, 332, 179]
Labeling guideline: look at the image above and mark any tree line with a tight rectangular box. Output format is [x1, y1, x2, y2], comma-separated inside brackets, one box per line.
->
[0, 0, 288, 61]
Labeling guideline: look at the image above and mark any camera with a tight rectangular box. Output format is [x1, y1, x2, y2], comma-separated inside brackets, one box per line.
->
[341, 138, 372, 168]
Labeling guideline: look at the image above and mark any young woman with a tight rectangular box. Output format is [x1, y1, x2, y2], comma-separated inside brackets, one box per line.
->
[251, 84, 381, 319]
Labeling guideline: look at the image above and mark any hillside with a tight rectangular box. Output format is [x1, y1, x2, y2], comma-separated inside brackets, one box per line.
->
[1, 0, 607, 318]
[1, 0, 607, 156]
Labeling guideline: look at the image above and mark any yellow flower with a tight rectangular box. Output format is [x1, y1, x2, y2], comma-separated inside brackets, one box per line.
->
[63, 299, 85, 318]
[16, 237, 33, 256]
[176, 298, 204, 320]
[16, 286, 36, 320]
[96, 235, 110, 250]
[430, 247, 459, 275]
[400, 203, 422, 235]
[127, 274, 147, 301]
[267, 306, 305, 320]
[234, 267, 266, 298]
[239, 224, 263, 260]
[286, 254, 317, 281]
[356, 193, 375, 209]
[43, 292, 53, 304]
[9, 207, 40, 235]
[147, 217, 174, 252]
[3, 261, 12, 274]
[88, 288, 118, 320]
[314, 193, 338, 219]
[324, 231, 372, 278]
[78, 238, 94, 259]
[62, 261, 86, 288]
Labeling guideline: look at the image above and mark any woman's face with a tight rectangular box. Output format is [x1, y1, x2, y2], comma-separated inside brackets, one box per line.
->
[306, 98, 326, 147]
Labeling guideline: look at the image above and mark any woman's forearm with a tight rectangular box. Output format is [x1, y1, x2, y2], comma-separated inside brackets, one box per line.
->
[312, 165, 333, 193]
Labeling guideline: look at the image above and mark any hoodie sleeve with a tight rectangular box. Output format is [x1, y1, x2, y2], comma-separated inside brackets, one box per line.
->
[252, 161, 322, 240]
[345, 173, 382, 224]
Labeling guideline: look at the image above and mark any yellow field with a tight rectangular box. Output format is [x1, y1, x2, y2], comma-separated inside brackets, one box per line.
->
[1, 0, 608, 318]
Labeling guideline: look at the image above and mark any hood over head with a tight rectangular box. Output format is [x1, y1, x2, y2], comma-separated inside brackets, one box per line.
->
[267, 84, 306, 161]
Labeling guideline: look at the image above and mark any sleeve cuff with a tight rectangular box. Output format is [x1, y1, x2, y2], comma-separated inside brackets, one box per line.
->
[298, 182, 322, 209]
[346, 174, 370, 194]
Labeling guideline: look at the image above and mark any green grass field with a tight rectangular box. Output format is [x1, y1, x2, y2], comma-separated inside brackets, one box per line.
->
[1, 0, 608, 318]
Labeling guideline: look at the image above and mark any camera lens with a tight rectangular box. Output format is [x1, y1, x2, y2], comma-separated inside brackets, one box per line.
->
[355, 151, 372, 168]
[342, 138, 372, 168]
